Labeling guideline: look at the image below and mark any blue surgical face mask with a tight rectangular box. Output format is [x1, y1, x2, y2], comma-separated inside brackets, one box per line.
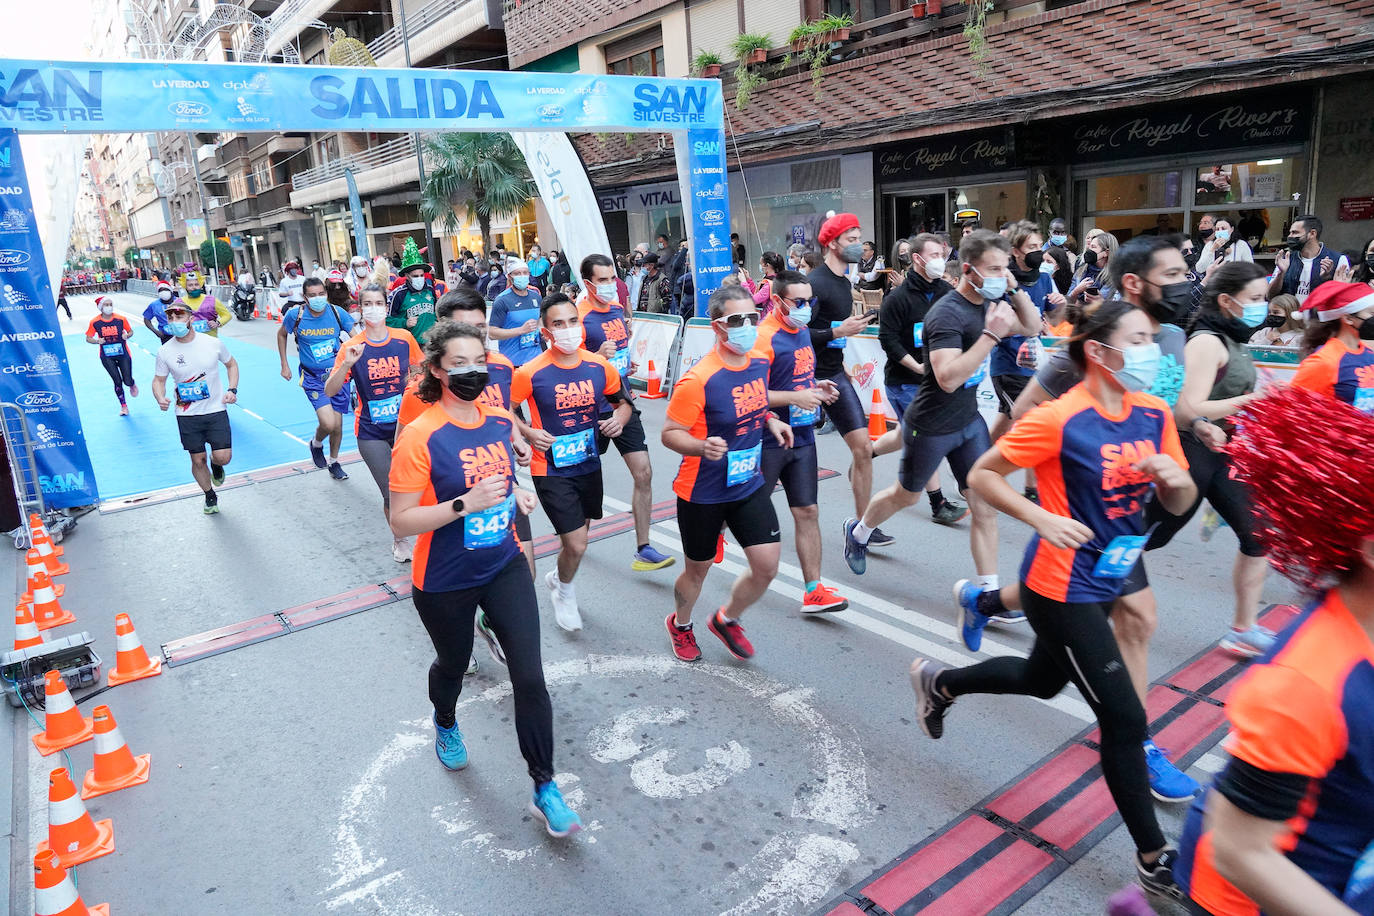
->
[1049, 234, 1067, 247]
[308, 295, 328, 312]
[166, 320, 189, 338]
[840, 242, 865, 263]
[785, 305, 812, 329]
[969, 266, 1008, 301]
[596, 282, 618, 302]
[511, 274, 530, 291]
[1239, 301, 1269, 327]
[1039, 259, 1056, 275]
[1105, 342, 1162, 392]
[723, 323, 758, 354]
[1214, 229, 1231, 242]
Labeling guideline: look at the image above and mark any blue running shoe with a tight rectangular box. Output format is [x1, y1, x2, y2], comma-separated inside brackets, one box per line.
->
[433, 713, 468, 771]
[529, 780, 582, 837]
[842, 517, 868, 576]
[953, 579, 990, 652]
[1144, 740, 1199, 802]
[632, 544, 676, 571]
[867, 527, 895, 548]
[309, 440, 327, 469]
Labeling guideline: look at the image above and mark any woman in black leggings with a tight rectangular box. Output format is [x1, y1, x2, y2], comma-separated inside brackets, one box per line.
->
[1151, 261, 1272, 659]
[909, 300, 1198, 899]
[388, 320, 582, 838]
[85, 296, 138, 415]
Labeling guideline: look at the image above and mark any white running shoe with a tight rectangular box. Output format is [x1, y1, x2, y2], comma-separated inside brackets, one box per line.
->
[544, 569, 582, 632]
[392, 537, 413, 563]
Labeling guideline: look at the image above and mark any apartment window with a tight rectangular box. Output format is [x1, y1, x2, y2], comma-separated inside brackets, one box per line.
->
[605, 27, 665, 77]
[315, 136, 340, 168]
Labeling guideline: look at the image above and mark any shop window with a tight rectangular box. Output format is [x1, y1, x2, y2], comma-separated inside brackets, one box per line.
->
[1082, 171, 1185, 213]
[606, 27, 665, 77]
[949, 182, 1027, 232]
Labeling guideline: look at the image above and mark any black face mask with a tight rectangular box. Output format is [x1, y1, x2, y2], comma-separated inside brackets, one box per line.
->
[1081, 248, 1099, 268]
[1261, 313, 1287, 329]
[1023, 250, 1045, 271]
[1146, 280, 1193, 325]
[1286, 236, 1306, 251]
[446, 367, 489, 401]
[1182, 250, 1200, 269]
[897, 253, 912, 266]
[1360, 316, 1374, 341]
[1364, 252, 1374, 270]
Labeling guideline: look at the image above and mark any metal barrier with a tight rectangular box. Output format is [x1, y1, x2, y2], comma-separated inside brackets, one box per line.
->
[0, 401, 45, 548]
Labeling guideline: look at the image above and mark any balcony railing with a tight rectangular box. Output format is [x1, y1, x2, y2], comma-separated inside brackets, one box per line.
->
[290, 136, 417, 192]
[365, 0, 484, 61]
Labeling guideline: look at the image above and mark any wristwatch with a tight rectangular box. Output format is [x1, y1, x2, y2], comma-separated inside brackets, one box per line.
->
[227, 387, 237, 394]
[451, 496, 466, 516]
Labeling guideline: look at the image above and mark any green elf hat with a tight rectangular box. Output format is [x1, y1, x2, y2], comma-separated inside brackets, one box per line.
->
[399, 237, 431, 274]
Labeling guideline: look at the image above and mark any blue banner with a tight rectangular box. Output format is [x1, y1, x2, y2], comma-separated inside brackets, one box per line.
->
[0, 130, 99, 507]
[0, 59, 725, 134]
[683, 129, 733, 317]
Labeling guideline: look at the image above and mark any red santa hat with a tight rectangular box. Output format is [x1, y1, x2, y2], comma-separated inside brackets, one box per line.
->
[1304, 281, 1374, 322]
[817, 212, 860, 247]
[156, 281, 173, 293]
[327, 269, 346, 283]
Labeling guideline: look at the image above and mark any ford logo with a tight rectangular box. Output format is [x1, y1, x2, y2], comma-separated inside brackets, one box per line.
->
[0, 249, 31, 266]
[169, 101, 210, 117]
[15, 390, 60, 408]
[700, 209, 724, 223]
[537, 104, 564, 120]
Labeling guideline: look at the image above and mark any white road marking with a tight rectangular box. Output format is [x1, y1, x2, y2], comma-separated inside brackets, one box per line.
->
[719, 832, 861, 916]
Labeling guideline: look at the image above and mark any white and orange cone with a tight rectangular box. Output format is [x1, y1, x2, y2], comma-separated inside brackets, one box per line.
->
[643, 360, 666, 399]
[27, 572, 75, 632]
[33, 849, 109, 916]
[106, 614, 161, 686]
[32, 671, 94, 756]
[28, 516, 68, 577]
[35, 766, 115, 868]
[20, 548, 64, 603]
[81, 705, 151, 799]
[13, 602, 44, 650]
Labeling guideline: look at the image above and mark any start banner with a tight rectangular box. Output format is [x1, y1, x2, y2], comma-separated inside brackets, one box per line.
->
[0, 129, 98, 507]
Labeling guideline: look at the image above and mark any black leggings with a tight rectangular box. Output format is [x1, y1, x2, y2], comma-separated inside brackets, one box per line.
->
[939, 585, 1164, 854]
[57, 296, 71, 319]
[412, 556, 554, 784]
[100, 354, 135, 404]
[1145, 432, 1263, 556]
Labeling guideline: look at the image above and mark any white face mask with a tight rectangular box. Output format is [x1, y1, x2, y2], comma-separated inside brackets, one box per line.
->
[922, 256, 947, 279]
[408, 275, 425, 291]
[158, 291, 173, 302]
[551, 327, 582, 355]
[100, 305, 114, 316]
[361, 305, 387, 325]
[354, 264, 369, 276]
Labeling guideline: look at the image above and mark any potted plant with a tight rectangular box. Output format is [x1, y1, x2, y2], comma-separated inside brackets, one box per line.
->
[814, 12, 853, 42]
[789, 22, 818, 53]
[928, 0, 943, 14]
[692, 50, 723, 77]
[730, 32, 773, 65]
[911, 1, 927, 16]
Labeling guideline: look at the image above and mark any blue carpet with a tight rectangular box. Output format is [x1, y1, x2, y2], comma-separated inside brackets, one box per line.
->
[63, 323, 356, 500]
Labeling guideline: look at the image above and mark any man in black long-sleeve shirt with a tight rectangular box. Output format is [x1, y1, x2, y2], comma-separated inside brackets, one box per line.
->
[807, 213, 887, 543]
[876, 232, 966, 525]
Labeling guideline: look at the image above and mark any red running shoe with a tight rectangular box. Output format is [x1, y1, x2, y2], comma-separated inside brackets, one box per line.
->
[665, 613, 702, 662]
[708, 609, 754, 659]
[801, 583, 848, 614]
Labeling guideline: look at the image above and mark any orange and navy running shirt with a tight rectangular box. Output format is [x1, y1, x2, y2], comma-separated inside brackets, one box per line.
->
[397, 350, 516, 426]
[389, 402, 520, 592]
[577, 293, 633, 379]
[667, 350, 771, 504]
[753, 312, 819, 450]
[509, 349, 620, 477]
[87, 315, 132, 358]
[997, 383, 1186, 603]
[1292, 337, 1374, 412]
[333, 329, 423, 440]
[1177, 590, 1374, 914]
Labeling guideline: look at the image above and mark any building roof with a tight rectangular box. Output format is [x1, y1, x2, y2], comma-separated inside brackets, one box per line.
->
[573, 0, 1374, 186]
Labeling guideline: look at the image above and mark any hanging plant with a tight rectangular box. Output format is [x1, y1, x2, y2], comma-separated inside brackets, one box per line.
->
[963, 0, 995, 68]
[730, 32, 773, 66]
[733, 64, 766, 109]
[692, 50, 722, 77]
[788, 13, 852, 94]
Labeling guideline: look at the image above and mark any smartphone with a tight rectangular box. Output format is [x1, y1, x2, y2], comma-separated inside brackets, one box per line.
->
[863, 309, 880, 323]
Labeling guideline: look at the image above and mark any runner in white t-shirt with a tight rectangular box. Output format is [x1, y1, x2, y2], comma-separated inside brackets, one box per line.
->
[152, 300, 240, 515]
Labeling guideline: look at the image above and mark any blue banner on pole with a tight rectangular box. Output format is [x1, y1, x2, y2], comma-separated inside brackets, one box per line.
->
[0, 60, 725, 134]
[0, 130, 99, 507]
[683, 129, 733, 317]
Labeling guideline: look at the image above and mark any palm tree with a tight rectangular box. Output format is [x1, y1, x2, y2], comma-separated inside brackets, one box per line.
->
[419, 132, 532, 256]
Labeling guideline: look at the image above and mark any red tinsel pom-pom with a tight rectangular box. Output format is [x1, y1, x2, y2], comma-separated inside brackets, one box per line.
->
[1228, 386, 1374, 592]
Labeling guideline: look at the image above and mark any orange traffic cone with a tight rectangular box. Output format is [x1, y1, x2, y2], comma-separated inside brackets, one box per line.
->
[642, 360, 665, 399]
[32, 849, 109, 916]
[252, 304, 260, 319]
[867, 388, 886, 441]
[31, 532, 68, 578]
[107, 613, 161, 686]
[20, 549, 64, 603]
[27, 572, 75, 632]
[82, 705, 151, 799]
[32, 671, 94, 756]
[35, 766, 114, 868]
[28, 514, 60, 551]
[13, 602, 44, 650]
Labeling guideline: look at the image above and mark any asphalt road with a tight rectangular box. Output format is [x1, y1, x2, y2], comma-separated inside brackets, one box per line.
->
[8, 294, 1297, 915]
